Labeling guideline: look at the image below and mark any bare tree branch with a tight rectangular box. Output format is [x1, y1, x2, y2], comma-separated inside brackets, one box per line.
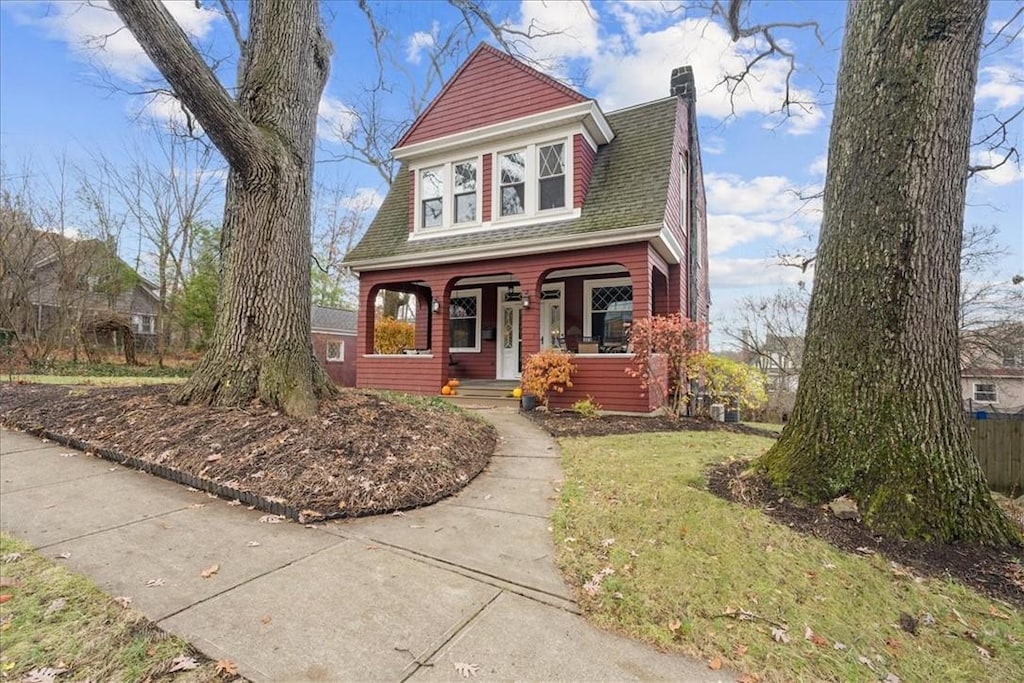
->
[109, 0, 268, 175]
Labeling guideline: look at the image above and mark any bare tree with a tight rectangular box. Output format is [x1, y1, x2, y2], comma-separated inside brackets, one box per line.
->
[959, 224, 1024, 366]
[752, 0, 1016, 545]
[109, 0, 335, 416]
[310, 180, 373, 309]
[90, 130, 218, 364]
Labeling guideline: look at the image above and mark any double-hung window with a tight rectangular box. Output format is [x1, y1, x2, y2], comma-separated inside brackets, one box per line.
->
[449, 289, 481, 352]
[499, 151, 526, 217]
[973, 383, 997, 403]
[453, 160, 477, 224]
[538, 142, 565, 210]
[420, 166, 444, 228]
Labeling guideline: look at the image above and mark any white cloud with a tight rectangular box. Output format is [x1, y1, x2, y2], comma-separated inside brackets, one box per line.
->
[585, 16, 824, 134]
[10, 0, 221, 82]
[134, 91, 200, 134]
[976, 65, 1024, 109]
[343, 187, 385, 212]
[511, 0, 601, 78]
[970, 150, 1024, 187]
[406, 22, 438, 64]
[711, 257, 809, 289]
[808, 154, 828, 177]
[318, 96, 358, 143]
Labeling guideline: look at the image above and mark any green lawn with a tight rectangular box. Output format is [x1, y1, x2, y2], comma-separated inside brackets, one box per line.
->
[553, 431, 1024, 682]
[0, 535, 227, 681]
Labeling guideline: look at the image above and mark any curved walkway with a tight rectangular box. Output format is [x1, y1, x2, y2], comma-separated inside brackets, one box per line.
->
[0, 407, 727, 682]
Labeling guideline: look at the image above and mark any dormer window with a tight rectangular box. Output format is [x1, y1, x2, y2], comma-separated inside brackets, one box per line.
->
[499, 151, 526, 217]
[420, 166, 444, 228]
[538, 143, 565, 210]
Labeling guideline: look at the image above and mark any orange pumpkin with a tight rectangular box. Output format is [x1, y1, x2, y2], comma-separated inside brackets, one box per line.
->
[441, 385, 452, 395]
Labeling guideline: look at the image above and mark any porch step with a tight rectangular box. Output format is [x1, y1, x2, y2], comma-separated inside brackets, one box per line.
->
[442, 395, 522, 409]
[453, 380, 520, 399]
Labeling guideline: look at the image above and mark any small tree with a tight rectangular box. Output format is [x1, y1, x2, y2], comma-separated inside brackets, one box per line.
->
[690, 353, 768, 413]
[521, 349, 576, 405]
[626, 314, 706, 417]
[373, 317, 415, 354]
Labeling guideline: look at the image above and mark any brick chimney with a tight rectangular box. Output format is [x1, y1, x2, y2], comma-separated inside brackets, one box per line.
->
[670, 65, 695, 101]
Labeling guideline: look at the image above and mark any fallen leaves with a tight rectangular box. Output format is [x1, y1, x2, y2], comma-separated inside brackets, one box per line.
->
[1, 552, 23, 564]
[246, 541, 261, 547]
[453, 661, 479, 678]
[200, 563, 220, 579]
[206, 453, 223, 462]
[146, 578, 166, 588]
[708, 657, 723, 670]
[258, 514, 285, 524]
[215, 659, 238, 677]
[113, 596, 133, 609]
[168, 655, 200, 672]
[0, 594, 12, 604]
[260, 614, 272, 625]
[55, 552, 71, 560]
[44, 598, 66, 616]
[770, 627, 790, 644]
[21, 666, 68, 683]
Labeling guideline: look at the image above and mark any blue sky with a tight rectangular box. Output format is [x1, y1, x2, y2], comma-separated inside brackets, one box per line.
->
[2, 1, 1021, 348]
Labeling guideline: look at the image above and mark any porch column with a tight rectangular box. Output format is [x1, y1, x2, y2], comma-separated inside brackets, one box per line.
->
[519, 272, 542, 359]
[432, 277, 455, 383]
[630, 262, 652, 327]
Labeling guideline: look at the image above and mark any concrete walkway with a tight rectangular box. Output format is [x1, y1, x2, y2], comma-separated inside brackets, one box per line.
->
[0, 407, 727, 682]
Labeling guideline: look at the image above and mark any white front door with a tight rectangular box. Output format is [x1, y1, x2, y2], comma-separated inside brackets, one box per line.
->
[497, 301, 522, 379]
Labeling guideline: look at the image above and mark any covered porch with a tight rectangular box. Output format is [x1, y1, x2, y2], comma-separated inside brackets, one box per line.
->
[356, 242, 681, 412]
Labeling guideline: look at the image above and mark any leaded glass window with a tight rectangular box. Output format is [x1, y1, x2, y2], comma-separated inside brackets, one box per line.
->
[500, 151, 525, 216]
[453, 160, 477, 224]
[538, 143, 565, 210]
[420, 166, 444, 228]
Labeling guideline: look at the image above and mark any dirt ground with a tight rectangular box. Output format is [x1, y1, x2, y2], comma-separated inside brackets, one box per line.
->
[525, 409, 780, 439]
[707, 460, 1024, 609]
[525, 409, 1022, 609]
[0, 384, 495, 519]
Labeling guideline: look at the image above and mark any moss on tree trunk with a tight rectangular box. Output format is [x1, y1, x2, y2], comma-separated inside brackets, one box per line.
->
[111, 0, 337, 416]
[758, 0, 1018, 546]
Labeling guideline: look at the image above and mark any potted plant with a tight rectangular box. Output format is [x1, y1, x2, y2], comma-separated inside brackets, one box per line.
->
[520, 349, 576, 410]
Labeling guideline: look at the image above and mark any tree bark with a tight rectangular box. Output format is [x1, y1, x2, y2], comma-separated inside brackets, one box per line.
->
[759, 0, 1018, 545]
[111, 0, 336, 416]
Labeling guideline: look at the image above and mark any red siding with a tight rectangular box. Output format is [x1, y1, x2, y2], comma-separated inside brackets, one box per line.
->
[312, 332, 357, 387]
[398, 45, 586, 147]
[481, 154, 492, 222]
[548, 355, 666, 413]
[573, 134, 596, 209]
[359, 355, 443, 394]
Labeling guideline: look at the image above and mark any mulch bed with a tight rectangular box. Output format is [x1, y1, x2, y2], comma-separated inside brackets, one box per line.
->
[0, 384, 495, 520]
[525, 409, 780, 439]
[707, 460, 1024, 609]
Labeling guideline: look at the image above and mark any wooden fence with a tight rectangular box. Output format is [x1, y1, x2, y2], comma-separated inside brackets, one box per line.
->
[968, 418, 1023, 495]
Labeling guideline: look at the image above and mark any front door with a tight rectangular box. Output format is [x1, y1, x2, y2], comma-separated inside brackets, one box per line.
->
[497, 300, 522, 379]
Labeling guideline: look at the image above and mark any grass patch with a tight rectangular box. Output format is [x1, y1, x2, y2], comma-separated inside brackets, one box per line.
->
[743, 421, 783, 433]
[0, 534, 228, 681]
[5, 375, 187, 386]
[18, 360, 193, 378]
[553, 431, 1024, 682]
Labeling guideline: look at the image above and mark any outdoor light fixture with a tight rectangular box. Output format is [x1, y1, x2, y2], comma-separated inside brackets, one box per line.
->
[431, 297, 440, 313]
[522, 292, 530, 308]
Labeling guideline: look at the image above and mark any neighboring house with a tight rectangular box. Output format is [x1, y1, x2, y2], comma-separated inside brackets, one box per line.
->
[343, 44, 710, 412]
[311, 305, 357, 386]
[0, 222, 160, 351]
[962, 324, 1024, 413]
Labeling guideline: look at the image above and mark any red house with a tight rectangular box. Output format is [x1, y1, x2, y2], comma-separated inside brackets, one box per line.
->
[343, 44, 709, 412]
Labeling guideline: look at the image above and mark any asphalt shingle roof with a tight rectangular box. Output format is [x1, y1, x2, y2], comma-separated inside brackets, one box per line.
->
[311, 305, 357, 333]
[344, 97, 680, 265]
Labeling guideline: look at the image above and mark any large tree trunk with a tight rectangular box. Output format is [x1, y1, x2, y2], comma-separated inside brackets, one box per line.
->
[111, 0, 336, 416]
[759, 0, 1017, 545]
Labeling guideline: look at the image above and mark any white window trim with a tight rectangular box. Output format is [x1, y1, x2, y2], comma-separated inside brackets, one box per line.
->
[449, 288, 482, 353]
[583, 277, 633, 339]
[972, 382, 998, 403]
[413, 156, 483, 233]
[326, 339, 345, 362]
[493, 136, 574, 223]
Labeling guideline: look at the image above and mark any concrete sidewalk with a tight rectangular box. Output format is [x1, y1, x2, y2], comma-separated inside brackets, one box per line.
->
[0, 407, 728, 682]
